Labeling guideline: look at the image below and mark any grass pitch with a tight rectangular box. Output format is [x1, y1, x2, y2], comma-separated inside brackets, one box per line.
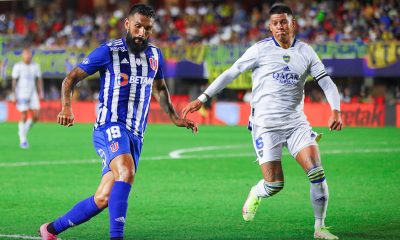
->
[0, 123, 399, 240]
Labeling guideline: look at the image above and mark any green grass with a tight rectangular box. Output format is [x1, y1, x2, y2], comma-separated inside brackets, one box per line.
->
[0, 123, 399, 240]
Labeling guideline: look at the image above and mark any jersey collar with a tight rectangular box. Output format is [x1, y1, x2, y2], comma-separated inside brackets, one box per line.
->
[272, 36, 297, 48]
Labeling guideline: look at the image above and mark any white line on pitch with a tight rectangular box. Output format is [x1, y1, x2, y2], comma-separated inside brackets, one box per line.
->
[0, 234, 45, 239]
[0, 146, 399, 168]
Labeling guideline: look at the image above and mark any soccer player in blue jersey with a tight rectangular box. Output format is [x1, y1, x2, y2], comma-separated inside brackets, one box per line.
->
[39, 4, 197, 240]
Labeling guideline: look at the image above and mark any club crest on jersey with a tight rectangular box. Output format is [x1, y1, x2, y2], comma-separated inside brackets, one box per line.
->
[283, 54, 290, 63]
[149, 57, 158, 71]
[118, 73, 129, 86]
[110, 142, 119, 152]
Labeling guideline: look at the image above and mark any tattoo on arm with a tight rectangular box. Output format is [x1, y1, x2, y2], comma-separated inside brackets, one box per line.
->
[152, 79, 179, 121]
[61, 67, 88, 108]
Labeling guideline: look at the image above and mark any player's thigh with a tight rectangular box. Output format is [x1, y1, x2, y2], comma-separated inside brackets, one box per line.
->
[295, 145, 321, 172]
[286, 125, 319, 159]
[260, 161, 284, 182]
[29, 92, 40, 112]
[251, 124, 285, 164]
[109, 153, 136, 182]
[93, 124, 134, 176]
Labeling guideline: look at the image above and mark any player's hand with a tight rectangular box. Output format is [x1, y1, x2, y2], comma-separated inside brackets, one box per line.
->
[182, 100, 203, 119]
[328, 110, 342, 131]
[57, 107, 75, 127]
[172, 117, 198, 134]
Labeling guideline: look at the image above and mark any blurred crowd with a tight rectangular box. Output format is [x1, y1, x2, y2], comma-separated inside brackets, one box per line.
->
[0, 0, 399, 49]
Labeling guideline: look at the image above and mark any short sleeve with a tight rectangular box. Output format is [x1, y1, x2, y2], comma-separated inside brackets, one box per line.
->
[78, 44, 110, 75]
[307, 45, 328, 81]
[154, 48, 164, 80]
[231, 44, 259, 73]
[11, 64, 19, 79]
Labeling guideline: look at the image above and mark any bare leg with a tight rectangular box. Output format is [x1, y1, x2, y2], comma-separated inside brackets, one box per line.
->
[18, 111, 28, 147]
[242, 161, 285, 221]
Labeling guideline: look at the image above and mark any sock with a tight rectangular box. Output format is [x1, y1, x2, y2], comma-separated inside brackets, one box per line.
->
[109, 181, 132, 239]
[18, 121, 26, 143]
[252, 179, 284, 198]
[308, 167, 329, 230]
[50, 195, 103, 234]
[24, 118, 33, 133]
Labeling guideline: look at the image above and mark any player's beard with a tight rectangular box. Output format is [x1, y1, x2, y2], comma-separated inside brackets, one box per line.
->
[126, 32, 149, 53]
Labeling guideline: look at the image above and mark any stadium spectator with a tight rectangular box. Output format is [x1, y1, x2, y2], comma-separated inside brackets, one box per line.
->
[183, 3, 342, 239]
[340, 87, 351, 103]
[38, 4, 197, 240]
[1, 0, 399, 48]
[11, 47, 43, 149]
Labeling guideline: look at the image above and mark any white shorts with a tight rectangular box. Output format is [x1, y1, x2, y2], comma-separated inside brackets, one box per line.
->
[250, 122, 318, 165]
[16, 91, 40, 112]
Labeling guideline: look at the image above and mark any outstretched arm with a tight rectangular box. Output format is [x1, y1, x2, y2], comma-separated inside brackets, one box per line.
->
[152, 79, 198, 133]
[182, 66, 241, 118]
[57, 67, 88, 127]
[318, 76, 343, 131]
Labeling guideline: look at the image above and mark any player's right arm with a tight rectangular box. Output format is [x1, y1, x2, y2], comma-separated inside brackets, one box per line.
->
[11, 64, 19, 103]
[57, 44, 110, 127]
[182, 44, 259, 118]
[57, 67, 88, 127]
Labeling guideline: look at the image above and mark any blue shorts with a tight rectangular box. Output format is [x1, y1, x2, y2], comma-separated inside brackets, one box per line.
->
[93, 123, 143, 176]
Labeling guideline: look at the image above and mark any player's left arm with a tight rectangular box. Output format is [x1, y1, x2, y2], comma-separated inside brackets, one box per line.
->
[308, 45, 342, 131]
[152, 79, 198, 133]
[37, 77, 44, 100]
[35, 64, 44, 99]
[317, 76, 342, 131]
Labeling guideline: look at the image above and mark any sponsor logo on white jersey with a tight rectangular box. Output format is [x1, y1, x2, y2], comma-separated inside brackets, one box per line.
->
[272, 71, 300, 85]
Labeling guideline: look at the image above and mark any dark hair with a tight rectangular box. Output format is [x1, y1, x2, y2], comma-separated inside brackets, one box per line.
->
[128, 4, 156, 19]
[269, 3, 293, 16]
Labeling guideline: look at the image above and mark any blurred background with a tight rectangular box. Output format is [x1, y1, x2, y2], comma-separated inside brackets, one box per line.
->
[0, 0, 399, 127]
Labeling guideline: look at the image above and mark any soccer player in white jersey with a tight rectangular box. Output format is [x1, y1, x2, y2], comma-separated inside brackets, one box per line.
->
[183, 3, 342, 240]
[11, 47, 43, 149]
[39, 4, 197, 240]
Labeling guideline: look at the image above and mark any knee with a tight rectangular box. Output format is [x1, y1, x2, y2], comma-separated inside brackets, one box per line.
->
[21, 113, 28, 122]
[94, 192, 110, 209]
[114, 167, 135, 184]
[263, 181, 284, 197]
[32, 115, 39, 122]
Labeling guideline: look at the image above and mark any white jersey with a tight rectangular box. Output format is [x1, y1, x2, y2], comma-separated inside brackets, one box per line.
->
[230, 37, 327, 129]
[12, 61, 42, 98]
